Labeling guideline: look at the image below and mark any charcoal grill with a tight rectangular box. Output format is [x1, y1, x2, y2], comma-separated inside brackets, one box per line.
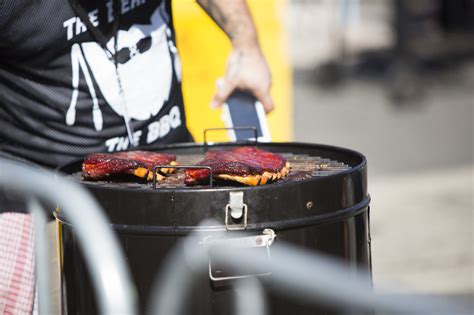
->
[56, 140, 371, 315]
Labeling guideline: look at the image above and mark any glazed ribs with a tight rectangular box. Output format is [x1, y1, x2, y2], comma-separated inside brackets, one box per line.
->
[82, 151, 177, 181]
[184, 147, 290, 186]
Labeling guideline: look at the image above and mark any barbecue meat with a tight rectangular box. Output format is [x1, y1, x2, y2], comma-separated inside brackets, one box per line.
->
[184, 147, 290, 186]
[82, 151, 177, 181]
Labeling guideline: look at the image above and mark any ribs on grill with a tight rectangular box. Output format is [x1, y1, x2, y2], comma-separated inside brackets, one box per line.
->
[82, 151, 177, 181]
[184, 147, 290, 186]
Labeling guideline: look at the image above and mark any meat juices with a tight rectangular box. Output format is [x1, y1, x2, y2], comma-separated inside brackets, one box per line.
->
[185, 147, 290, 186]
[82, 151, 177, 181]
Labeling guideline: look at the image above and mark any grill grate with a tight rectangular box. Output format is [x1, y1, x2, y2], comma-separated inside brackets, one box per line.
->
[70, 153, 351, 189]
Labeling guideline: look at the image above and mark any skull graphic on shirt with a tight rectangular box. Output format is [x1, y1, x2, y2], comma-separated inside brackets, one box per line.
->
[65, 3, 181, 131]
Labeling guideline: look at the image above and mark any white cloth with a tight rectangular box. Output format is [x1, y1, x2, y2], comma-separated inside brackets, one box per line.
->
[0, 213, 35, 314]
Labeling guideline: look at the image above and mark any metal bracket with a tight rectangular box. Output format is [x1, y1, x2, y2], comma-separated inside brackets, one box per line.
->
[203, 229, 276, 282]
[225, 191, 248, 230]
[203, 126, 258, 150]
[152, 165, 213, 189]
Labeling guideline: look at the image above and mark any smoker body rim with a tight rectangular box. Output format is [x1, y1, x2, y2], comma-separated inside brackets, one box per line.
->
[56, 141, 368, 227]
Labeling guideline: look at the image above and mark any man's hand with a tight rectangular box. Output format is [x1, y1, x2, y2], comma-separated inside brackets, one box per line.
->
[211, 48, 273, 113]
[197, 0, 274, 113]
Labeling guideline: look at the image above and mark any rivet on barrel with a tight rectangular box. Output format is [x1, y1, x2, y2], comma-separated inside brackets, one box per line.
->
[306, 201, 314, 210]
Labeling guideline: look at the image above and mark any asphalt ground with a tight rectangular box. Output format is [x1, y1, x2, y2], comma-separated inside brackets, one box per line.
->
[292, 64, 474, 297]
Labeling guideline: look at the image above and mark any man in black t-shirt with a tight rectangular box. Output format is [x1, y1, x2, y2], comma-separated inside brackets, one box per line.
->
[0, 0, 273, 312]
[0, 0, 273, 168]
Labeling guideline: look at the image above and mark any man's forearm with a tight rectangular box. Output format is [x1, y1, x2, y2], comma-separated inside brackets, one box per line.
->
[196, 0, 260, 51]
[197, 0, 274, 113]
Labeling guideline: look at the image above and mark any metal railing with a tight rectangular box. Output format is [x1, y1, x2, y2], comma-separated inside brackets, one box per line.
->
[0, 159, 137, 315]
[149, 221, 467, 315]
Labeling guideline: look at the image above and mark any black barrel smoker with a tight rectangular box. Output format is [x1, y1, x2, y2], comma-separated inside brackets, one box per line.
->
[57, 142, 371, 314]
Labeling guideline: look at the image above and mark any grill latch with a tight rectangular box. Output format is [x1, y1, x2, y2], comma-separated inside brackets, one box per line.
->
[225, 191, 248, 230]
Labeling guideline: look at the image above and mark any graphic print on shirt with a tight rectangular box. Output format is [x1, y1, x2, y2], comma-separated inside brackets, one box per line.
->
[65, 2, 182, 132]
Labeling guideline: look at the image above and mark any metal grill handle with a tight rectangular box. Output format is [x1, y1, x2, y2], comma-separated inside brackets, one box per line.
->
[203, 126, 258, 148]
[152, 165, 213, 189]
[202, 229, 276, 282]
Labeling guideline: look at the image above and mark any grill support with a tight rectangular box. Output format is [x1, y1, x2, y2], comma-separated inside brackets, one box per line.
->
[152, 165, 213, 189]
[69, 152, 351, 190]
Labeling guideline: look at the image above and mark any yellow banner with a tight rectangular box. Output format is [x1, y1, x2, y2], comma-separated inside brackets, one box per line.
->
[173, 0, 293, 142]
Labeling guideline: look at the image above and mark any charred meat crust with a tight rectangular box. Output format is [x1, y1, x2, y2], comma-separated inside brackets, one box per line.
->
[215, 162, 291, 186]
[185, 147, 290, 186]
[82, 151, 177, 181]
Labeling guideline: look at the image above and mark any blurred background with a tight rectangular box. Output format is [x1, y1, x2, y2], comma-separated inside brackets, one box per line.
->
[287, 0, 474, 299]
[174, 0, 473, 303]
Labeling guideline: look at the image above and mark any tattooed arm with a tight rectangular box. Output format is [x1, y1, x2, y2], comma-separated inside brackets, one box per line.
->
[196, 0, 273, 113]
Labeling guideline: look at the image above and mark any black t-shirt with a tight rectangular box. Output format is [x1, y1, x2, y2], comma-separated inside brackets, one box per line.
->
[0, 0, 192, 168]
